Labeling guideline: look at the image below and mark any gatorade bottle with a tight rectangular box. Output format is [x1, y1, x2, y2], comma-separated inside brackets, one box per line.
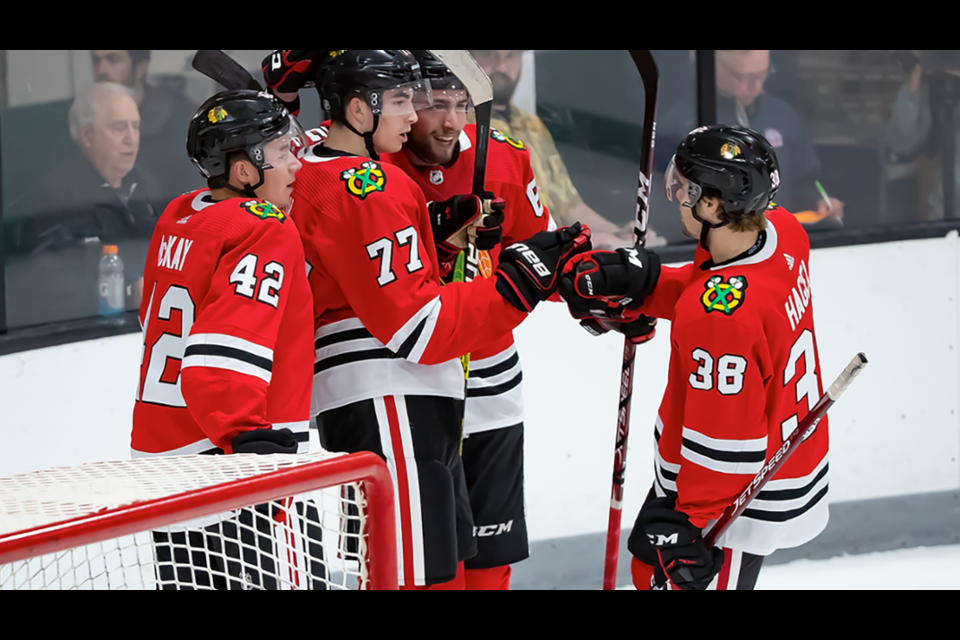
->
[98, 245, 125, 315]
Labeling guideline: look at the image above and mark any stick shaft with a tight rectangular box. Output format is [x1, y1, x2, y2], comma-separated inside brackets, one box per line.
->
[603, 51, 659, 591]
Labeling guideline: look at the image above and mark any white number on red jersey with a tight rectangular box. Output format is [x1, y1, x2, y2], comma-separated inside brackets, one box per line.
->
[366, 227, 423, 287]
[230, 254, 286, 307]
[782, 329, 820, 442]
[526, 177, 545, 218]
[689, 349, 747, 395]
[140, 286, 195, 408]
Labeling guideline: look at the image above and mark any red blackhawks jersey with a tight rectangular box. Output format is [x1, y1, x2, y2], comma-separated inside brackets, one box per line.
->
[291, 142, 528, 417]
[639, 208, 828, 556]
[382, 125, 555, 435]
[132, 191, 313, 458]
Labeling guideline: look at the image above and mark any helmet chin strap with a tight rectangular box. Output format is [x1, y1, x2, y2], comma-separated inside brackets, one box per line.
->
[343, 115, 381, 161]
[225, 166, 267, 199]
[691, 203, 729, 252]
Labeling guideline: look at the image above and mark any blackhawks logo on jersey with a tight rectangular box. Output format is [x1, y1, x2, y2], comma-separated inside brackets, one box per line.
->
[491, 129, 525, 151]
[701, 275, 748, 316]
[241, 200, 286, 223]
[341, 162, 387, 200]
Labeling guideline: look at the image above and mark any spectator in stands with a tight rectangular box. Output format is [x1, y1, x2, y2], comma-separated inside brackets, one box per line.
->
[7, 83, 165, 254]
[91, 49, 200, 194]
[469, 49, 660, 247]
[660, 49, 844, 226]
[884, 50, 960, 221]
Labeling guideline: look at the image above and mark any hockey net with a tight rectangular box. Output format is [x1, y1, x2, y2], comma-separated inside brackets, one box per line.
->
[0, 452, 397, 590]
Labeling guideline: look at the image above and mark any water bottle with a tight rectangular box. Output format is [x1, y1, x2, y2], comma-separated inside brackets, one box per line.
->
[99, 245, 125, 315]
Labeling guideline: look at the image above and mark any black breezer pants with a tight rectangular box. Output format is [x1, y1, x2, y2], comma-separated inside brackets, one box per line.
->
[461, 423, 530, 570]
[317, 394, 476, 588]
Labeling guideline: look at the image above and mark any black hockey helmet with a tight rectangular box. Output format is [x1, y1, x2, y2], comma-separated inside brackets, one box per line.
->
[317, 50, 431, 159]
[187, 89, 305, 196]
[666, 125, 780, 222]
[409, 50, 466, 92]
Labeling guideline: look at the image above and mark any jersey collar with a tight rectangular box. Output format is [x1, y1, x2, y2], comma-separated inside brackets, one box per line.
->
[303, 143, 360, 164]
[701, 215, 779, 271]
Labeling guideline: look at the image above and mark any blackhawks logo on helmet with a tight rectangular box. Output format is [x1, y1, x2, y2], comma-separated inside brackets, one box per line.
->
[342, 162, 387, 200]
[207, 106, 229, 124]
[701, 275, 748, 316]
[241, 200, 286, 223]
[491, 129, 525, 151]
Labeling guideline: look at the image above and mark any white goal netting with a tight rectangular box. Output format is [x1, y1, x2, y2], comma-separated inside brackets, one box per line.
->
[0, 453, 395, 590]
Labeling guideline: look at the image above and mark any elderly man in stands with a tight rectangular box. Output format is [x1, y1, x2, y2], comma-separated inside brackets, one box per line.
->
[91, 49, 200, 192]
[9, 82, 165, 254]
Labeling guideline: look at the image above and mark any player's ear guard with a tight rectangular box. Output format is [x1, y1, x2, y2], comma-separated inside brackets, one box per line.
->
[495, 223, 592, 313]
[232, 428, 299, 455]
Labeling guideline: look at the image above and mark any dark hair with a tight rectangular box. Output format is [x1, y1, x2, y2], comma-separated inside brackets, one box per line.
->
[128, 50, 151, 66]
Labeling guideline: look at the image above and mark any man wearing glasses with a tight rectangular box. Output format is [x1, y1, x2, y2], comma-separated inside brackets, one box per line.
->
[664, 50, 843, 226]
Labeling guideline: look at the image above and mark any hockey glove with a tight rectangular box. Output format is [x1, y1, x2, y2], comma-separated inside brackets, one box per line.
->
[231, 428, 299, 455]
[496, 223, 592, 313]
[580, 315, 658, 345]
[640, 504, 725, 591]
[262, 50, 326, 113]
[429, 192, 506, 264]
[559, 247, 661, 322]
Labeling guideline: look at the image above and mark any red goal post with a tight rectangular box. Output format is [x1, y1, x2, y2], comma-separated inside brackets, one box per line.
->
[0, 452, 397, 590]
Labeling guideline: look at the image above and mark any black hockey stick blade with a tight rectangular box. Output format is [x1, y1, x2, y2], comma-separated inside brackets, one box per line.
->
[192, 50, 263, 92]
[428, 50, 494, 198]
[627, 50, 660, 249]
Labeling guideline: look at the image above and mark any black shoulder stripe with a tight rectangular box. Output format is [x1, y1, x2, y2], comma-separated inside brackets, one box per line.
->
[395, 318, 428, 361]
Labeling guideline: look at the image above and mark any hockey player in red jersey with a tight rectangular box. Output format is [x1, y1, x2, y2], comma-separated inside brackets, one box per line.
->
[133, 90, 317, 588]
[561, 125, 829, 591]
[374, 50, 560, 590]
[283, 50, 591, 589]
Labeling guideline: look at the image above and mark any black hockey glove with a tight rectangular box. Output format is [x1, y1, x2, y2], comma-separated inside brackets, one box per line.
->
[231, 428, 299, 455]
[496, 223, 592, 313]
[429, 192, 506, 264]
[559, 247, 661, 322]
[580, 315, 658, 345]
[639, 503, 725, 591]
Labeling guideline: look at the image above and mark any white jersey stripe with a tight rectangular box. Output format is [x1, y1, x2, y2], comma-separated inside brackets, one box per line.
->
[388, 297, 442, 364]
[182, 355, 272, 383]
[373, 397, 405, 585]
[681, 445, 764, 476]
[393, 397, 426, 586]
[315, 318, 367, 339]
[681, 426, 767, 454]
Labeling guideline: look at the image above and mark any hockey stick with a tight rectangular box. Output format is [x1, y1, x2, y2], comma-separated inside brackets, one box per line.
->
[704, 353, 868, 548]
[602, 50, 659, 591]
[429, 50, 494, 378]
[192, 50, 263, 92]
[430, 50, 493, 289]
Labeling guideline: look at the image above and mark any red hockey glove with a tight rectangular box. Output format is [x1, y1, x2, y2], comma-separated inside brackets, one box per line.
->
[429, 192, 506, 264]
[639, 503, 725, 591]
[496, 223, 592, 313]
[262, 50, 326, 113]
[579, 316, 658, 345]
[231, 428, 299, 455]
[559, 247, 661, 322]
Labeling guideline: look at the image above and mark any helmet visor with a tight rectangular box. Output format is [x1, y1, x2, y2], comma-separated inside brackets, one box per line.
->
[665, 155, 702, 208]
[372, 78, 434, 116]
[259, 114, 309, 168]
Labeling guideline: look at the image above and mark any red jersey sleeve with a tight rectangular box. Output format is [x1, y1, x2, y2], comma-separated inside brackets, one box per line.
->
[179, 218, 305, 453]
[673, 312, 772, 529]
[306, 165, 527, 366]
[500, 146, 553, 245]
